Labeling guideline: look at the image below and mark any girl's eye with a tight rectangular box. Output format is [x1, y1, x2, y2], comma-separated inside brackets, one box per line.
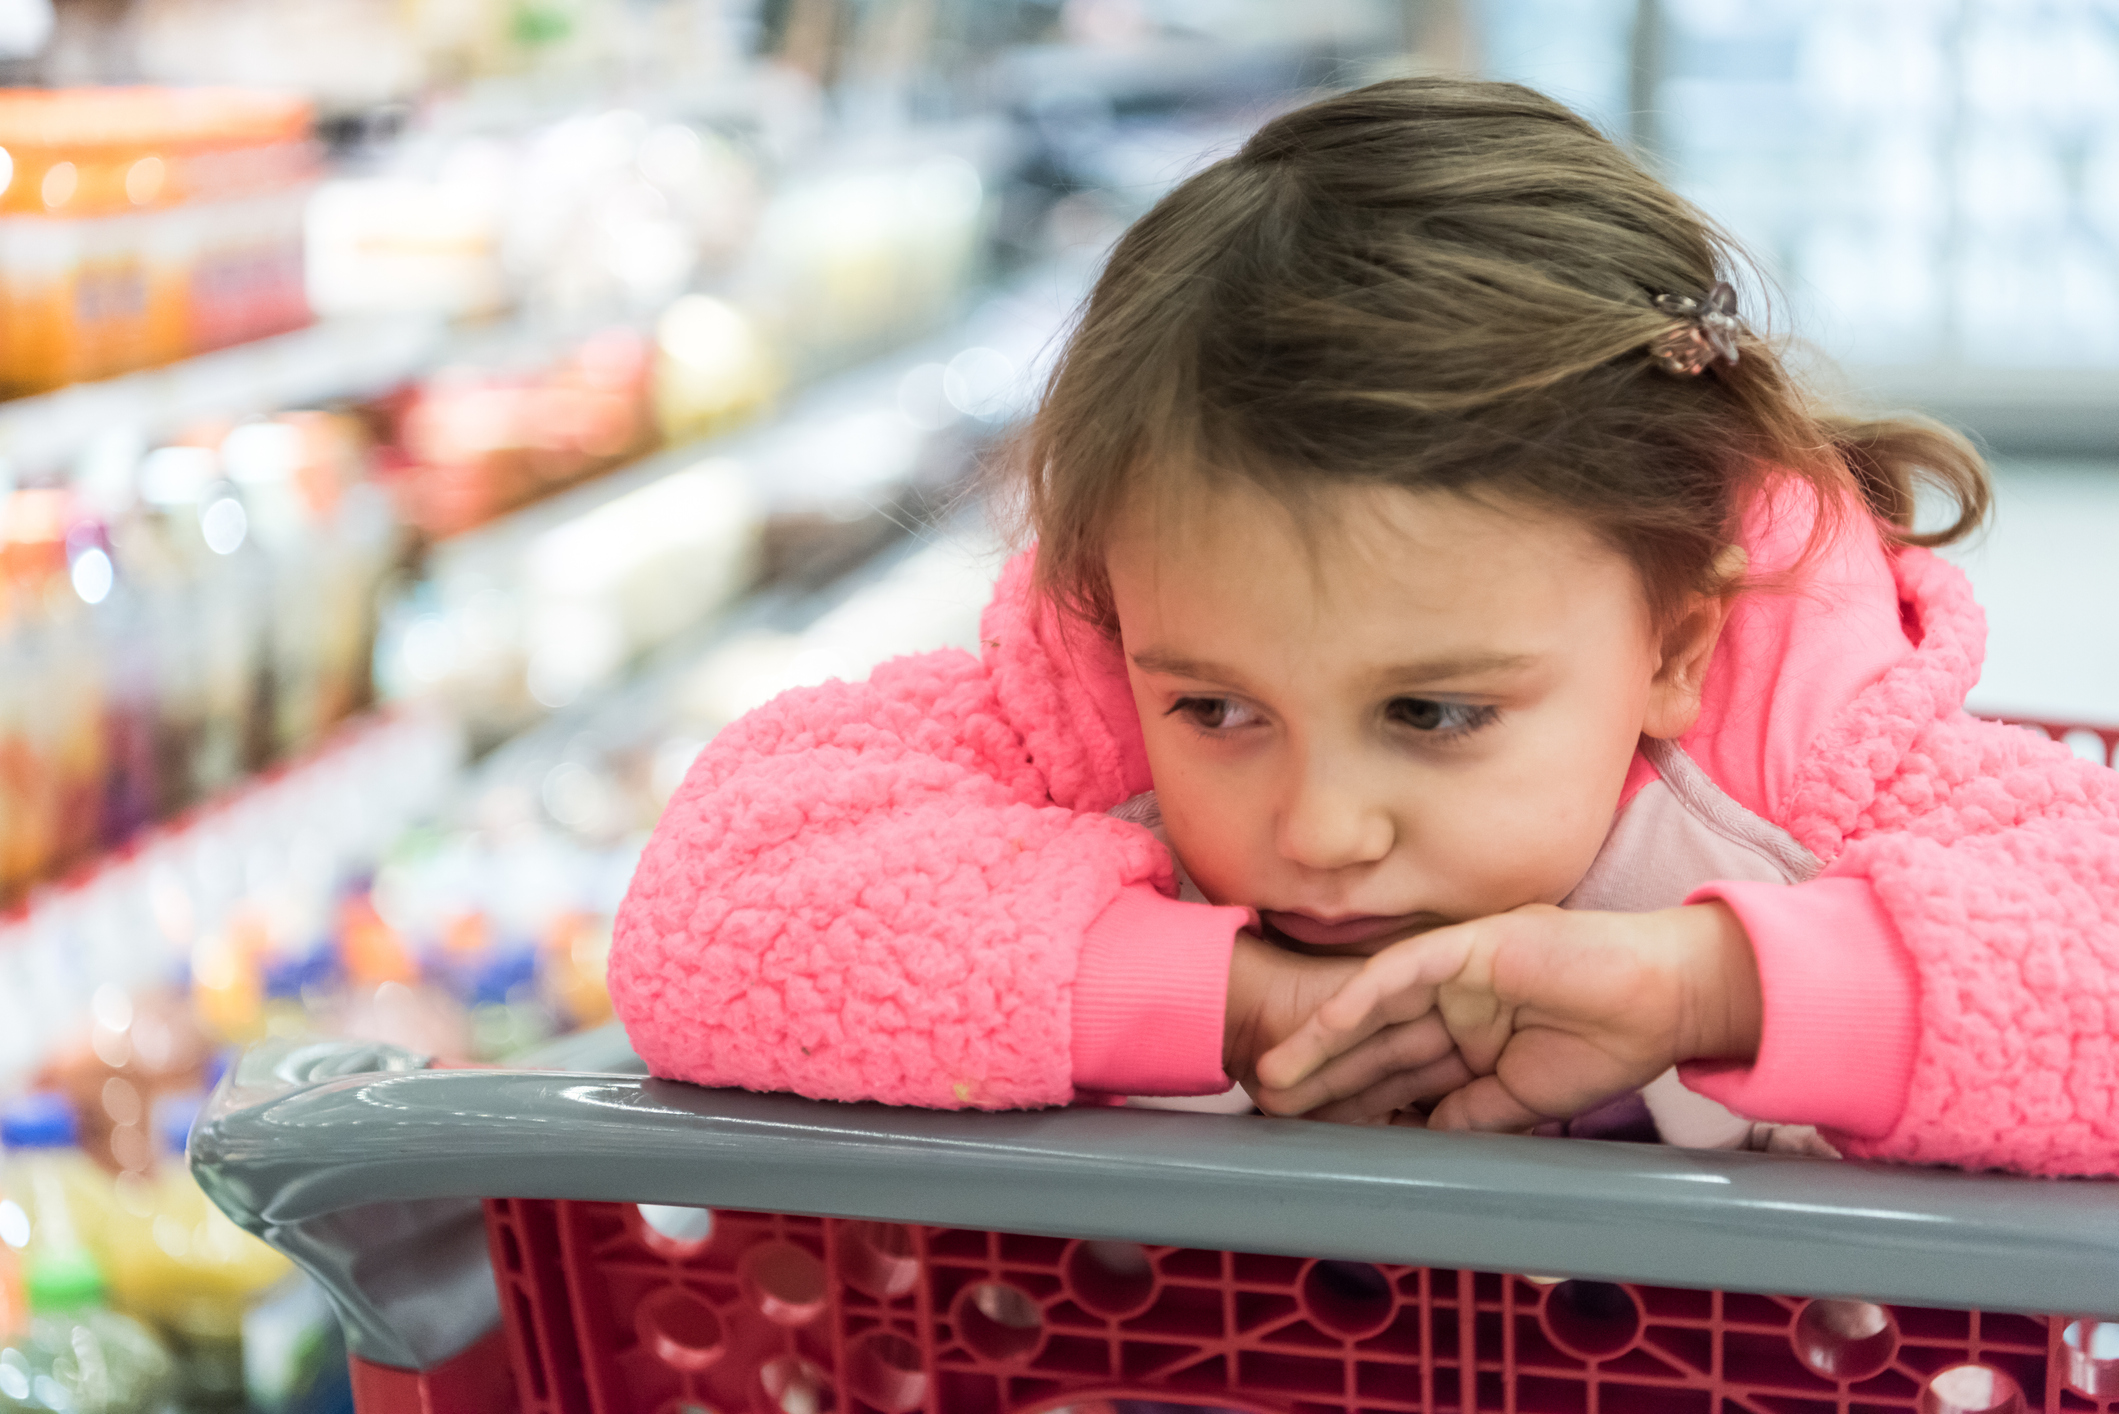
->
[1168, 696, 1260, 731]
[1387, 698, 1499, 737]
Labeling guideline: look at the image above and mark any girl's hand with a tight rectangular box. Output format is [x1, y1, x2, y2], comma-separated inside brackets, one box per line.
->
[1251, 903, 1762, 1131]
[1222, 930, 1461, 1119]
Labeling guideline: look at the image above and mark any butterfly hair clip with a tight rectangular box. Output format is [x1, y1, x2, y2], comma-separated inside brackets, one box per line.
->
[1648, 281, 1743, 376]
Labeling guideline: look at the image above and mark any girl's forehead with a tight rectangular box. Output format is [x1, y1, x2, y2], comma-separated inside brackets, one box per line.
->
[1105, 479, 1650, 653]
[1110, 479, 1615, 589]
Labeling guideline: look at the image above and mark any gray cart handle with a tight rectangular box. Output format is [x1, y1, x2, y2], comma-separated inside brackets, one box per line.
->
[191, 1031, 2119, 1374]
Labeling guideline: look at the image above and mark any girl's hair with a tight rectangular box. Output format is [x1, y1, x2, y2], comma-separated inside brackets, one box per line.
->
[1016, 76, 1990, 632]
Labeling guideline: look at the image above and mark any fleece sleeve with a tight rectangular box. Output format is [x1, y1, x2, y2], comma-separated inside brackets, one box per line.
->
[608, 644, 1243, 1109]
[1667, 539, 2119, 1176]
[1688, 707, 2119, 1174]
[1812, 714, 2119, 1173]
[1677, 877, 1920, 1139]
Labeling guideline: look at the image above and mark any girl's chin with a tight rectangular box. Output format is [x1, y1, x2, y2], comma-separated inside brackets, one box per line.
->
[1257, 910, 1446, 955]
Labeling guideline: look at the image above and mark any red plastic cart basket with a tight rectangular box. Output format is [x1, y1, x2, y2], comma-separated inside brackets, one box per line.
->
[194, 1033, 2119, 1414]
[190, 713, 2119, 1414]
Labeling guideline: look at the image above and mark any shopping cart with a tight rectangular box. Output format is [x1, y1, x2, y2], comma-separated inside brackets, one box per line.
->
[190, 714, 2119, 1414]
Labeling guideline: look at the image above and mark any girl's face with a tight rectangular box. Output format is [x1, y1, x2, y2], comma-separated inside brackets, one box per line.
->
[1108, 481, 1724, 954]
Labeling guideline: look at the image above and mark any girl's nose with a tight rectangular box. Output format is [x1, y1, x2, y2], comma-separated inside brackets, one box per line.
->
[1275, 760, 1395, 872]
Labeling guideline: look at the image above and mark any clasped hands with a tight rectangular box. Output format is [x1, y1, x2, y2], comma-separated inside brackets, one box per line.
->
[1224, 902, 1763, 1131]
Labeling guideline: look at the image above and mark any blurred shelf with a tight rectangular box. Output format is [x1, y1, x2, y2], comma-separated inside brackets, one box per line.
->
[0, 315, 455, 478]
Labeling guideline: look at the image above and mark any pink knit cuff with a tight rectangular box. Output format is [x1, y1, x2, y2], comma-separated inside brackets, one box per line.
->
[1071, 884, 1248, 1096]
[1676, 877, 1918, 1140]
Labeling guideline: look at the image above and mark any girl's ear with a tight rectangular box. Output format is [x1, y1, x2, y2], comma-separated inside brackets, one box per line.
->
[1642, 545, 1747, 741]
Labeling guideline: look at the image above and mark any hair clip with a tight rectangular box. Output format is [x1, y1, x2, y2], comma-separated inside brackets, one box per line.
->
[1648, 281, 1743, 376]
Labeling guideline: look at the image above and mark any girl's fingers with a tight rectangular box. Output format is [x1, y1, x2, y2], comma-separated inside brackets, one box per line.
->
[1425, 1074, 1549, 1135]
[1304, 1052, 1475, 1125]
[1254, 1014, 1457, 1115]
[1256, 927, 1480, 1090]
[1315, 924, 1480, 1032]
[1253, 999, 1386, 1093]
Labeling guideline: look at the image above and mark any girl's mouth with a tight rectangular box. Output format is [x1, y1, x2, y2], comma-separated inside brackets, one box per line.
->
[1258, 911, 1429, 949]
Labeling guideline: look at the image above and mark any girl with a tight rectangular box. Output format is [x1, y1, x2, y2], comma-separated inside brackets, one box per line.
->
[610, 78, 2119, 1176]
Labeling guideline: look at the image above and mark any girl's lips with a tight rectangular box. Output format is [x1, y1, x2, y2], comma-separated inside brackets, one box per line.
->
[1259, 911, 1425, 949]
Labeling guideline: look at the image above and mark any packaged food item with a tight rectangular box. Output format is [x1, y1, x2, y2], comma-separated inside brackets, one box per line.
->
[190, 908, 270, 1045]
[0, 1094, 109, 1282]
[0, 609, 56, 900]
[652, 293, 781, 443]
[0, 489, 107, 891]
[0, 1279, 176, 1414]
[237, 1274, 350, 1414]
[102, 1095, 289, 1410]
[323, 978, 471, 1060]
[0, 1093, 174, 1412]
[464, 945, 557, 1061]
[0, 1184, 174, 1414]
[0, 1216, 23, 1342]
[336, 890, 416, 989]
[39, 988, 212, 1177]
[0, 86, 318, 393]
[382, 327, 656, 538]
[540, 910, 613, 1030]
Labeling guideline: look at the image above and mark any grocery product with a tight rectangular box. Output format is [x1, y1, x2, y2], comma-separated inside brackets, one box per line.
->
[0, 409, 399, 909]
[651, 293, 782, 443]
[323, 978, 473, 1061]
[0, 86, 318, 393]
[0, 1223, 22, 1344]
[538, 910, 614, 1031]
[0, 1095, 175, 1411]
[0, 1094, 107, 1294]
[380, 327, 656, 538]
[102, 1095, 289, 1410]
[0, 1282, 176, 1414]
[39, 988, 212, 1178]
[236, 1274, 350, 1414]
[0, 488, 107, 892]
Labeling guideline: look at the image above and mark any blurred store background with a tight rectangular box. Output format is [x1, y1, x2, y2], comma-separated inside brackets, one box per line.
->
[0, 2, 2110, 1410]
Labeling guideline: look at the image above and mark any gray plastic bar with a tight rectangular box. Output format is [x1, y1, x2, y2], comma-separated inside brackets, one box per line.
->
[193, 1035, 2119, 1373]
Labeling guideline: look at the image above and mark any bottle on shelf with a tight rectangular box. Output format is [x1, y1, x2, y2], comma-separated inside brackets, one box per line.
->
[102, 1095, 289, 1411]
[0, 1254, 176, 1414]
[0, 1093, 174, 1414]
[41, 987, 213, 1178]
[0, 1216, 22, 1344]
[0, 1094, 107, 1287]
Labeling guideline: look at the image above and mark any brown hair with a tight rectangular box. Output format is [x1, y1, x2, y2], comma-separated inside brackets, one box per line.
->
[1015, 76, 1989, 631]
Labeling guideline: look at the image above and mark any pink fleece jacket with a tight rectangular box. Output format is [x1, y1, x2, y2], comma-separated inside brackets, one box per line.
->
[611, 495, 2119, 1176]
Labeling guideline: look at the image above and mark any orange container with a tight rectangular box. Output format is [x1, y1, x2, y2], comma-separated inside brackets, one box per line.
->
[0, 88, 320, 394]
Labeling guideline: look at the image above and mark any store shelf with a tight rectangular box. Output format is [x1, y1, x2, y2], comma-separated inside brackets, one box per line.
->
[0, 315, 449, 479]
[0, 709, 464, 1092]
[381, 259, 1076, 745]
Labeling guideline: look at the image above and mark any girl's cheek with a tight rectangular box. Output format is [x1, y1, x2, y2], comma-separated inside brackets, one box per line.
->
[1155, 779, 1260, 903]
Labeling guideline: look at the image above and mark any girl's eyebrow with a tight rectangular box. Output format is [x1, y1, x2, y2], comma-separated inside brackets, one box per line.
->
[1365, 651, 1536, 688]
[1130, 650, 1535, 687]
[1129, 650, 1242, 684]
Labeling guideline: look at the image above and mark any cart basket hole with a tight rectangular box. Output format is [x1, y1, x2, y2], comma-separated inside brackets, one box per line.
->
[1300, 1261, 1396, 1338]
[1541, 1280, 1643, 1360]
[1920, 1363, 2026, 1414]
[839, 1221, 920, 1299]
[2063, 1321, 2119, 1398]
[639, 1203, 716, 1253]
[637, 1287, 726, 1373]
[1066, 1241, 1156, 1316]
[742, 1241, 829, 1327]
[847, 1330, 927, 1412]
[954, 1280, 1043, 1361]
[1793, 1298, 1899, 1382]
